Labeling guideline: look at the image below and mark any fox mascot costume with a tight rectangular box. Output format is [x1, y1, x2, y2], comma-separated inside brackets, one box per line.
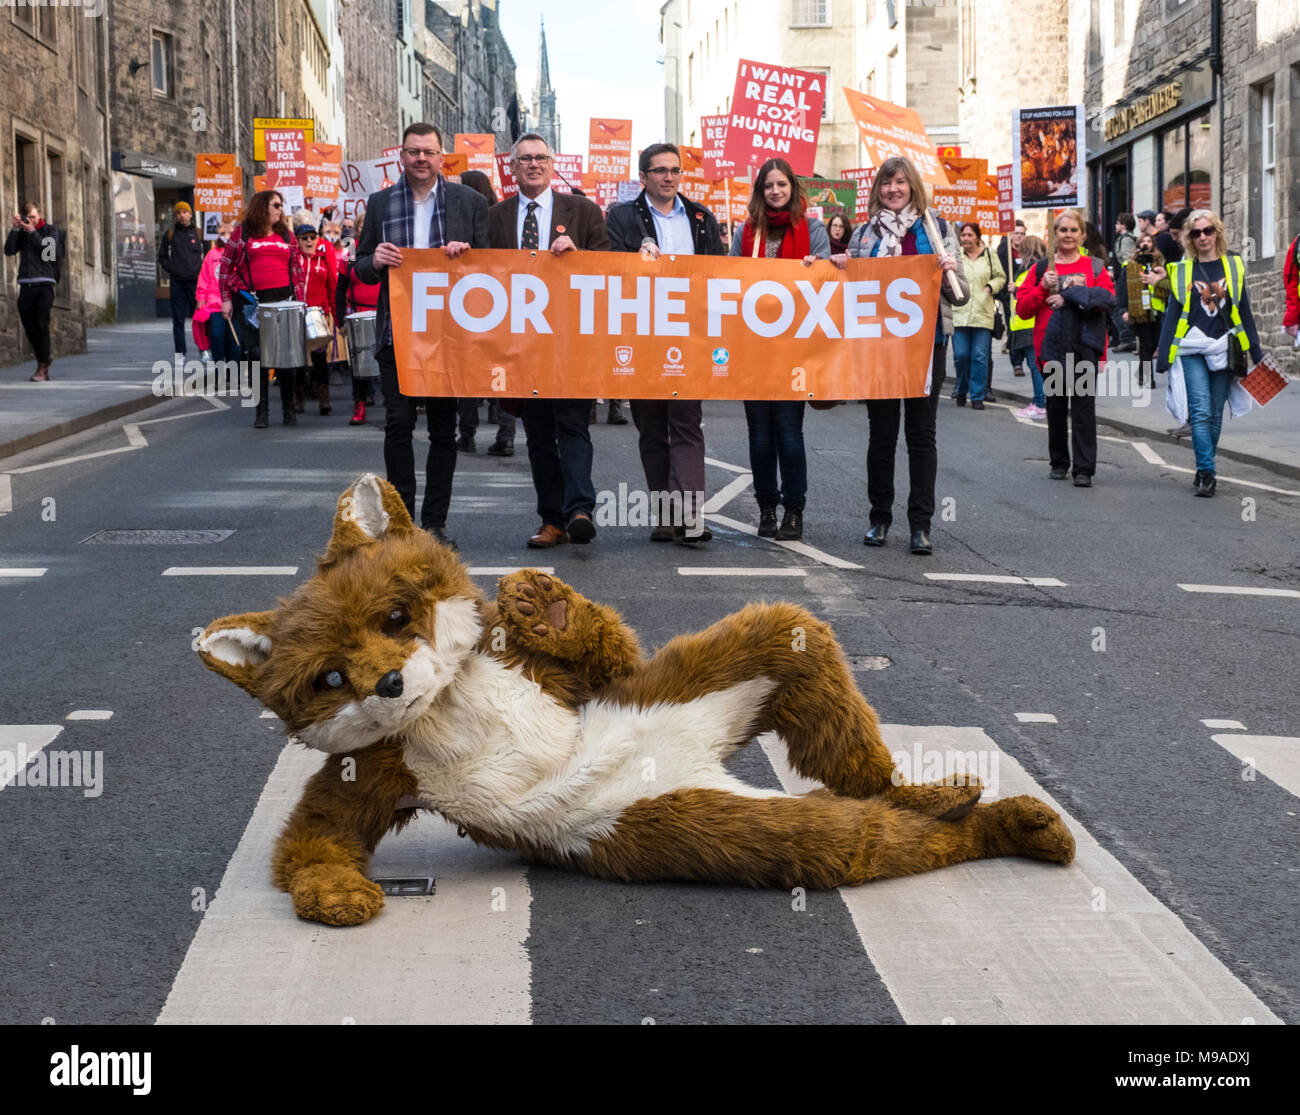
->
[198, 475, 1074, 927]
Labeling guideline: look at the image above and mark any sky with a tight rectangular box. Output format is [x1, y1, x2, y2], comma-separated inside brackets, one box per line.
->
[497, 0, 667, 168]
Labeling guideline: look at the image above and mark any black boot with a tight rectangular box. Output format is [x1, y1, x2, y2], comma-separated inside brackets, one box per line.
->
[253, 401, 269, 428]
[774, 507, 803, 541]
[758, 506, 779, 537]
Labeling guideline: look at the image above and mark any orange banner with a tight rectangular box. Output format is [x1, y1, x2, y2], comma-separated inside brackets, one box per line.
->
[194, 154, 243, 218]
[454, 134, 497, 189]
[388, 250, 941, 400]
[842, 89, 950, 189]
[931, 156, 998, 226]
[442, 153, 469, 177]
[588, 118, 633, 182]
[304, 142, 342, 201]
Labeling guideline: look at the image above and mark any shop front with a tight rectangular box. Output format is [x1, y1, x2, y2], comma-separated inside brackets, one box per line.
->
[111, 150, 194, 320]
[1087, 58, 1218, 233]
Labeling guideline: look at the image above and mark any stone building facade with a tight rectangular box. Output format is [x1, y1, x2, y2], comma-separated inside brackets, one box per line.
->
[426, 0, 519, 149]
[2, 3, 113, 361]
[342, 0, 400, 159]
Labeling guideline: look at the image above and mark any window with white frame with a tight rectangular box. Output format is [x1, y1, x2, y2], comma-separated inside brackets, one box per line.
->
[805, 69, 832, 120]
[1260, 81, 1276, 259]
[792, 0, 830, 28]
[151, 31, 172, 98]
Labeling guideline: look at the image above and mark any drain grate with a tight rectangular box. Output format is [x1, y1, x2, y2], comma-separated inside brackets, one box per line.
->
[80, 529, 236, 545]
[847, 655, 893, 671]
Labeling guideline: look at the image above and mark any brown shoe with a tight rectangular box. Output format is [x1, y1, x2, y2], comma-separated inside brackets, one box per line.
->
[527, 523, 569, 548]
[30, 363, 49, 382]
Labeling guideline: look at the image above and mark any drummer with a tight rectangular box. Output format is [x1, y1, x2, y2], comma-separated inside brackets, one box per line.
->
[335, 211, 380, 426]
[220, 189, 308, 428]
[295, 214, 338, 417]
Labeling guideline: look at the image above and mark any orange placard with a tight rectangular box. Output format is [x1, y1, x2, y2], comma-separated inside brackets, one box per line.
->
[441, 153, 469, 177]
[195, 154, 243, 218]
[454, 134, 497, 189]
[388, 250, 941, 400]
[588, 118, 633, 182]
[842, 89, 950, 188]
[304, 142, 342, 201]
[931, 156, 998, 225]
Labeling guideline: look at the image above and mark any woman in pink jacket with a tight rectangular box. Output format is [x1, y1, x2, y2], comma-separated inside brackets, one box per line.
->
[192, 221, 239, 363]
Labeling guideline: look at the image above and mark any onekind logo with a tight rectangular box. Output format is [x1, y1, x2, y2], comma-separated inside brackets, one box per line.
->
[662, 345, 685, 376]
[666, 346, 683, 364]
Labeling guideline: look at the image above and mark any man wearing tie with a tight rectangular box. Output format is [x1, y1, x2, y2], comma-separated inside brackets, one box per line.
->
[486, 133, 611, 548]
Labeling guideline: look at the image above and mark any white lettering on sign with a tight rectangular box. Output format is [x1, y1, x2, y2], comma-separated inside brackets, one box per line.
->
[885, 278, 925, 337]
[653, 276, 691, 338]
[510, 274, 552, 335]
[412, 273, 450, 331]
[570, 274, 605, 334]
[742, 280, 796, 338]
[607, 275, 652, 336]
[450, 274, 509, 333]
[707, 278, 742, 336]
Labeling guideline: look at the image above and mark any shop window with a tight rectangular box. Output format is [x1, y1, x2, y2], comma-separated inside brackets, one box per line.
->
[1161, 124, 1186, 210]
[1186, 110, 1215, 211]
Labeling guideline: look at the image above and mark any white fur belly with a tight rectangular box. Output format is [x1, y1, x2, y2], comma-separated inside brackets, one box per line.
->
[401, 657, 787, 857]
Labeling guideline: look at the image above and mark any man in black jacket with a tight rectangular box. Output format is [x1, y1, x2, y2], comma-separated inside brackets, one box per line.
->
[354, 123, 489, 551]
[158, 202, 204, 357]
[606, 143, 724, 545]
[5, 201, 63, 381]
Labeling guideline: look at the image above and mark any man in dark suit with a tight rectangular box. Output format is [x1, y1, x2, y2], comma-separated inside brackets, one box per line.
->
[354, 122, 489, 550]
[606, 142, 724, 546]
[485, 132, 611, 549]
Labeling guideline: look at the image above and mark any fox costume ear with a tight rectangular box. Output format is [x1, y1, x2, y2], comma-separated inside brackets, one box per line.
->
[320, 473, 417, 568]
[197, 611, 275, 697]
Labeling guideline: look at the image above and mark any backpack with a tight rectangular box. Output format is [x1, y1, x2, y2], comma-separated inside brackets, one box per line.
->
[1034, 256, 1104, 284]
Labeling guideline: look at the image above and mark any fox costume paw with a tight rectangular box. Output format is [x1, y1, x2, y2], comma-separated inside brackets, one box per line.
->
[986, 796, 1075, 865]
[288, 864, 385, 927]
[498, 569, 576, 653]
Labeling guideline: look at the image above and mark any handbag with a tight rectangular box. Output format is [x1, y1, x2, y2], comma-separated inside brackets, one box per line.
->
[992, 301, 1007, 340]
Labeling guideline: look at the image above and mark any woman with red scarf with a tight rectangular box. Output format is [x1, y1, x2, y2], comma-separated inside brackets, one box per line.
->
[219, 190, 307, 428]
[729, 159, 831, 541]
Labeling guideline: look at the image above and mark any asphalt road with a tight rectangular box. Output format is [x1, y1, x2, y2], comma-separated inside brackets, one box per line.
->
[1, 387, 1297, 1025]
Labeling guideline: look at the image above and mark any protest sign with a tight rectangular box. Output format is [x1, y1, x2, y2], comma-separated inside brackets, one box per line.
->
[253, 117, 314, 161]
[442, 153, 469, 177]
[996, 164, 1015, 233]
[388, 250, 941, 401]
[194, 154, 242, 219]
[841, 167, 877, 222]
[552, 153, 585, 193]
[454, 134, 497, 188]
[1012, 105, 1086, 208]
[799, 178, 857, 221]
[841, 90, 949, 188]
[304, 142, 342, 204]
[588, 119, 633, 181]
[264, 129, 306, 187]
[701, 114, 740, 180]
[723, 60, 825, 175]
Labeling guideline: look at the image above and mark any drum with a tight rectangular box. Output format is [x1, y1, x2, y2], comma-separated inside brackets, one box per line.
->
[257, 301, 307, 368]
[304, 305, 333, 352]
[346, 311, 379, 379]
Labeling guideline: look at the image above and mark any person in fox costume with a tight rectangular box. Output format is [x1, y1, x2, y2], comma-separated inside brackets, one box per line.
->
[197, 474, 1074, 927]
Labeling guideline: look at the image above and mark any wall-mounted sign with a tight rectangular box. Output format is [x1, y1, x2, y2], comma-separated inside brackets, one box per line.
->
[1103, 81, 1183, 142]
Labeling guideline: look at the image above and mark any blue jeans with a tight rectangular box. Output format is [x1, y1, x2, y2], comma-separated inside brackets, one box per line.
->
[206, 312, 241, 364]
[952, 326, 991, 402]
[1180, 353, 1232, 474]
[744, 401, 806, 510]
[1023, 346, 1046, 407]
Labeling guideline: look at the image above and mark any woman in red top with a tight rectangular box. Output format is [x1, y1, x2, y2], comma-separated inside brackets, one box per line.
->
[219, 190, 308, 428]
[335, 211, 382, 425]
[1015, 209, 1115, 486]
[295, 218, 338, 416]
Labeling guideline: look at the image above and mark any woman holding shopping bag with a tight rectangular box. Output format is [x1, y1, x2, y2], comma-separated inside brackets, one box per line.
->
[950, 222, 1005, 410]
[1155, 209, 1263, 497]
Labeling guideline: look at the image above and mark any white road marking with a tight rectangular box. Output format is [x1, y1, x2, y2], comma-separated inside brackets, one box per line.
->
[66, 710, 113, 721]
[1201, 719, 1246, 731]
[162, 566, 299, 576]
[678, 567, 807, 577]
[0, 474, 11, 516]
[1210, 734, 1300, 799]
[122, 423, 148, 448]
[259, 710, 280, 720]
[1160, 465, 1300, 496]
[157, 744, 532, 1024]
[925, 573, 1068, 587]
[468, 566, 555, 576]
[1179, 584, 1300, 600]
[0, 725, 64, 791]
[987, 401, 1042, 427]
[705, 456, 752, 475]
[704, 512, 864, 570]
[1130, 441, 1166, 465]
[1015, 713, 1059, 724]
[7, 444, 140, 473]
[0, 568, 47, 578]
[701, 472, 753, 514]
[759, 726, 1280, 1025]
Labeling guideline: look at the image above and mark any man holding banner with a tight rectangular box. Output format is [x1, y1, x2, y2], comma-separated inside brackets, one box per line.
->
[484, 132, 611, 550]
[606, 142, 725, 545]
[354, 123, 489, 551]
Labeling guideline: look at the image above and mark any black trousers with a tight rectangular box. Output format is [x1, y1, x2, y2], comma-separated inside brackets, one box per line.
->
[521, 398, 595, 527]
[169, 277, 198, 355]
[865, 343, 946, 532]
[17, 282, 54, 364]
[378, 350, 457, 529]
[1044, 346, 1100, 477]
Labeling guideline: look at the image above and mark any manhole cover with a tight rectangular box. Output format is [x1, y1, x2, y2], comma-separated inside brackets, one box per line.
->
[80, 529, 236, 545]
[846, 655, 892, 671]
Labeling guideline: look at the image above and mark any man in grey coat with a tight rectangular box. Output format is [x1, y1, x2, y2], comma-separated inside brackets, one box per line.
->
[354, 123, 489, 551]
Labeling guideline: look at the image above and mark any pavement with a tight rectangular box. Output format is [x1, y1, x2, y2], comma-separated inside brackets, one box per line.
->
[4, 321, 1297, 477]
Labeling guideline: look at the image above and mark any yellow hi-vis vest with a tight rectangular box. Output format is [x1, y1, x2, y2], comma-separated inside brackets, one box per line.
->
[1166, 254, 1248, 364]
[1010, 267, 1036, 331]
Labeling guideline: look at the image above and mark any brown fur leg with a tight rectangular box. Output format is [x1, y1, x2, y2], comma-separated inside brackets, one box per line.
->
[601, 602, 980, 817]
[272, 740, 420, 926]
[578, 788, 1073, 889]
[485, 570, 643, 704]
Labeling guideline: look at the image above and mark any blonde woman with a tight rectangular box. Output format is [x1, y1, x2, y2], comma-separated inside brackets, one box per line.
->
[832, 156, 968, 555]
[1154, 209, 1263, 496]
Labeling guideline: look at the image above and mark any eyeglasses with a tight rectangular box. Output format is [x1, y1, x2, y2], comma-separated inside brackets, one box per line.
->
[269, 202, 283, 209]
[646, 166, 683, 177]
[402, 148, 442, 160]
[1189, 227, 1214, 239]
[514, 154, 552, 165]
[296, 233, 318, 240]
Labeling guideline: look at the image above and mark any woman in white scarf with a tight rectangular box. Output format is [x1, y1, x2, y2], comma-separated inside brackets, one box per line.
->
[831, 157, 968, 556]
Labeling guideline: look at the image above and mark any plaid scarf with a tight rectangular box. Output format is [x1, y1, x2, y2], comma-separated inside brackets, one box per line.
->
[387, 174, 447, 250]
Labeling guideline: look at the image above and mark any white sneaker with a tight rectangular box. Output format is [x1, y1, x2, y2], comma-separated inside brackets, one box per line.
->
[1017, 404, 1046, 419]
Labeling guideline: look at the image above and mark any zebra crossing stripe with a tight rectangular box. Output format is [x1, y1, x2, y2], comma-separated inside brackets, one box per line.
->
[1209, 734, 1300, 799]
[157, 744, 532, 1025]
[758, 725, 1281, 1026]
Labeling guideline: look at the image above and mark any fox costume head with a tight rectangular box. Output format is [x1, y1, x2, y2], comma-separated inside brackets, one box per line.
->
[197, 474, 485, 753]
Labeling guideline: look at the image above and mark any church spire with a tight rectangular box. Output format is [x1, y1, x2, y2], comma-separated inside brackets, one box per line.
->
[533, 15, 560, 150]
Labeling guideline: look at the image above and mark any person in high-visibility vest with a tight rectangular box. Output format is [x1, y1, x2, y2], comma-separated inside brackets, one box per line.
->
[1119, 233, 1171, 386]
[1155, 209, 1264, 497]
[1010, 235, 1048, 419]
